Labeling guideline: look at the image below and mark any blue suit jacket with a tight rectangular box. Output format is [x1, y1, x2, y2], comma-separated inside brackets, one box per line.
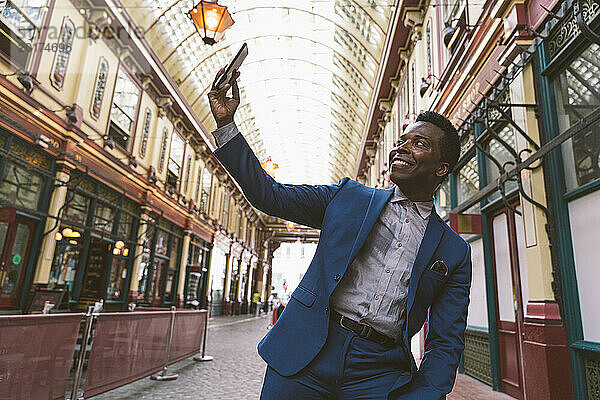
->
[214, 132, 472, 400]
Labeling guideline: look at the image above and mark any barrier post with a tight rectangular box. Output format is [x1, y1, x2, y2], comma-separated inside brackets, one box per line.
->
[194, 309, 213, 362]
[151, 306, 179, 381]
[70, 306, 95, 400]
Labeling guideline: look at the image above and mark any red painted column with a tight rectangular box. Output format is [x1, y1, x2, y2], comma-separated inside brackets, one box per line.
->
[522, 301, 574, 399]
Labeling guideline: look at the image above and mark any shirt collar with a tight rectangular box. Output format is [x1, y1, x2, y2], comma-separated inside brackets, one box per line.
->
[390, 186, 434, 219]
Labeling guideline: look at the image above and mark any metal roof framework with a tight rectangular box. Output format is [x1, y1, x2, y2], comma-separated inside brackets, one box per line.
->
[122, 0, 397, 184]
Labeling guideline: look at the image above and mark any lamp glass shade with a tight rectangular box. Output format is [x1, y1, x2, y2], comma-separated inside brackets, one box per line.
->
[188, 0, 234, 45]
[443, 25, 461, 49]
[419, 79, 430, 97]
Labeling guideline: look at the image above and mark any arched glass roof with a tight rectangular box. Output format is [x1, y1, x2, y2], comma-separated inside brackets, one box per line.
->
[125, 0, 396, 184]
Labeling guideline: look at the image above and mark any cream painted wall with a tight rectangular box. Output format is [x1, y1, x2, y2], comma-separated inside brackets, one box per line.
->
[75, 43, 119, 138]
[35, 6, 87, 106]
[510, 65, 554, 303]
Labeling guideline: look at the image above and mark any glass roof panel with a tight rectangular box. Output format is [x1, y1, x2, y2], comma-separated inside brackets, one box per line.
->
[126, 0, 396, 184]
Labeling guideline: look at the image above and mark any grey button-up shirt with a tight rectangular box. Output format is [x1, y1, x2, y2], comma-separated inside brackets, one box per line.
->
[330, 186, 432, 342]
[212, 122, 433, 341]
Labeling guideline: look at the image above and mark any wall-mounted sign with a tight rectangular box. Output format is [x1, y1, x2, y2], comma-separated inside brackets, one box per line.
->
[139, 108, 151, 158]
[449, 213, 482, 234]
[50, 17, 75, 89]
[91, 57, 109, 119]
[0, 207, 16, 222]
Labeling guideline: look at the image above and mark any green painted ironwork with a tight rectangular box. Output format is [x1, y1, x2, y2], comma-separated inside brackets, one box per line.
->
[585, 356, 600, 400]
[463, 328, 493, 386]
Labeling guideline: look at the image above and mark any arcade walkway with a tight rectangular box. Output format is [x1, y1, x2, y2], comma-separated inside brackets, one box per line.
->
[94, 314, 513, 399]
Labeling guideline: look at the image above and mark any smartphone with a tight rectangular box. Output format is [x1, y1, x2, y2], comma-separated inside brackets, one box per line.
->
[215, 43, 248, 89]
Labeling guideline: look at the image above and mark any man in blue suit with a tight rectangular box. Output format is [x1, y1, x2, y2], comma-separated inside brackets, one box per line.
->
[208, 70, 471, 400]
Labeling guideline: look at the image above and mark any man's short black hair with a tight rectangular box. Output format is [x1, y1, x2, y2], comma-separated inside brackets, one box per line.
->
[416, 111, 460, 175]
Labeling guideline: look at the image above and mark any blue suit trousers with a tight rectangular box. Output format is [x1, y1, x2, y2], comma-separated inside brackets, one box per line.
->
[260, 318, 412, 399]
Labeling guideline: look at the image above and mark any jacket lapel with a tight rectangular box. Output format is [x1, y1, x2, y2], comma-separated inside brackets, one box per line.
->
[405, 212, 444, 315]
[345, 187, 395, 267]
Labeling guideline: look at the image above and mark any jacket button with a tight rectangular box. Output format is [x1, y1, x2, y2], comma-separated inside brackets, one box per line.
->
[334, 274, 341, 281]
[325, 307, 329, 314]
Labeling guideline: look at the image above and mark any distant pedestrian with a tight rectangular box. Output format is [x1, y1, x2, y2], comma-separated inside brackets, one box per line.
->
[252, 292, 261, 316]
[275, 282, 289, 321]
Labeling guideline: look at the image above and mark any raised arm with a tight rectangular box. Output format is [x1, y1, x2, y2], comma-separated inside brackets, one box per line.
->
[208, 69, 348, 229]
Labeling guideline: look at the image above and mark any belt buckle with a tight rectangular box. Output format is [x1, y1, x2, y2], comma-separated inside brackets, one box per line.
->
[339, 315, 352, 331]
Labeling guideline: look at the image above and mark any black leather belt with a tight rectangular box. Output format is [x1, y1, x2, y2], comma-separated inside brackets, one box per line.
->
[331, 310, 396, 347]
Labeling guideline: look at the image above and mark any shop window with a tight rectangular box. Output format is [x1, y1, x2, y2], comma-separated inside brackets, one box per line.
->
[435, 179, 451, 219]
[109, 69, 140, 151]
[92, 201, 115, 235]
[137, 217, 182, 305]
[63, 191, 90, 226]
[484, 125, 517, 184]
[49, 242, 81, 298]
[107, 256, 127, 300]
[137, 219, 155, 299]
[50, 17, 75, 89]
[553, 43, 600, 191]
[167, 133, 185, 189]
[90, 58, 109, 119]
[116, 209, 134, 239]
[0, 136, 50, 211]
[199, 168, 212, 213]
[457, 157, 479, 205]
[139, 108, 151, 158]
[155, 229, 169, 256]
[0, 161, 43, 210]
[229, 259, 239, 301]
[1, 223, 28, 296]
[186, 238, 209, 305]
[0, 0, 47, 67]
[0, 0, 46, 41]
[221, 191, 230, 227]
[569, 189, 600, 341]
[236, 209, 242, 238]
[164, 235, 180, 302]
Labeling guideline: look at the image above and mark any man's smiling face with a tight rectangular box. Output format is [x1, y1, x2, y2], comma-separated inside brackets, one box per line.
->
[388, 121, 449, 196]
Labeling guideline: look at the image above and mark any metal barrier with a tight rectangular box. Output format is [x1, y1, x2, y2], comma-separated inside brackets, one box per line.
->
[0, 309, 209, 399]
[0, 313, 82, 400]
[82, 309, 208, 398]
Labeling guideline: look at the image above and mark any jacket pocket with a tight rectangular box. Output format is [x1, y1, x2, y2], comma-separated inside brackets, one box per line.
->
[291, 285, 316, 307]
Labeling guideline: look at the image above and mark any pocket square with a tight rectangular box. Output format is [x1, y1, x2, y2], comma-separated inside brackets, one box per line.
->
[429, 260, 448, 276]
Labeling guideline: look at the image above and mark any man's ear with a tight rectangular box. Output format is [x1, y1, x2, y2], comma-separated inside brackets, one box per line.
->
[436, 162, 449, 178]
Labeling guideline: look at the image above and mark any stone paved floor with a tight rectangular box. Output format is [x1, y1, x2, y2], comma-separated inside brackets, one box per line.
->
[93, 313, 514, 399]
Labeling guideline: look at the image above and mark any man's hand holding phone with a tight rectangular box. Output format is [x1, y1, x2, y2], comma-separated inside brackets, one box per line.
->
[208, 43, 247, 128]
[208, 68, 240, 128]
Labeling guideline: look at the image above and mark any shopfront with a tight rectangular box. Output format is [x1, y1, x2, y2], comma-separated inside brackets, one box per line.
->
[184, 235, 211, 309]
[208, 231, 230, 316]
[136, 214, 184, 307]
[0, 129, 53, 310]
[208, 246, 227, 316]
[47, 170, 140, 311]
[540, 5, 600, 396]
